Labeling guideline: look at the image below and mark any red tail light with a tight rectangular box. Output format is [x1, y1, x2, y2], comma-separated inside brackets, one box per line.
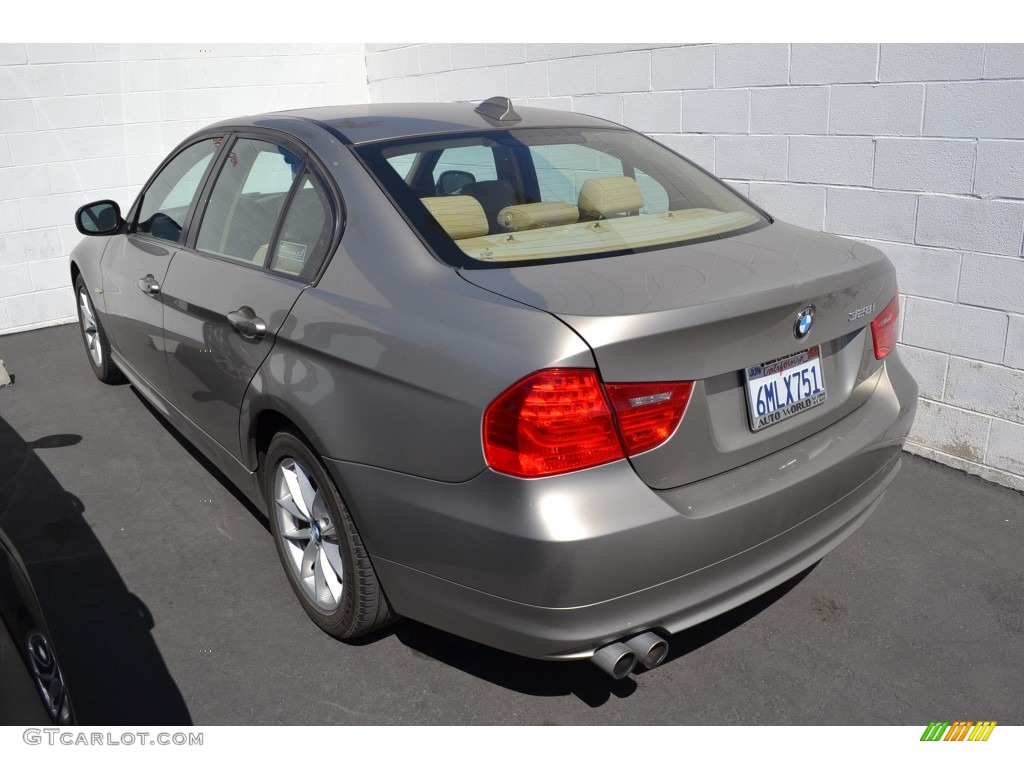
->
[871, 293, 900, 359]
[605, 381, 694, 455]
[483, 369, 693, 478]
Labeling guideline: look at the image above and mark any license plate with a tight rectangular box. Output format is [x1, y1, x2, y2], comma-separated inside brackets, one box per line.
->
[744, 346, 827, 432]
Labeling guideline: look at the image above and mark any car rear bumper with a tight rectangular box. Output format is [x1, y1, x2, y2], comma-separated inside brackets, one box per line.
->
[326, 354, 918, 660]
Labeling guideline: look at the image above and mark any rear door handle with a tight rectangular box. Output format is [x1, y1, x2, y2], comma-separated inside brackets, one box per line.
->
[137, 274, 160, 296]
[226, 307, 267, 340]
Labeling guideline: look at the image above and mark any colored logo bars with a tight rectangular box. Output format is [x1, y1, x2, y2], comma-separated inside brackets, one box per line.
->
[920, 721, 997, 742]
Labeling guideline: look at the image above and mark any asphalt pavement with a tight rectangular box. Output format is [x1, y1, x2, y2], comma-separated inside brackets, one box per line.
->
[1, 324, 1021, 725]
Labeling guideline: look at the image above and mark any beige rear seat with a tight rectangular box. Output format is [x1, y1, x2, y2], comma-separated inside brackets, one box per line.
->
[420, 195, 489, 240]
[497, 202, 579, 231]
[577, 177, 645, 218]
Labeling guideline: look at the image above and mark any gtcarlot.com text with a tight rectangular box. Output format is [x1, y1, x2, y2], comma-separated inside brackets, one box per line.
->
[23, 729, 204, 746]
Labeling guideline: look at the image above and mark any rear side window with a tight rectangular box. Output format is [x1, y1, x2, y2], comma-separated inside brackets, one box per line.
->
[136, 138, 220, 243]
[269, 173, 332, 281]
[195, 138, 301, 266]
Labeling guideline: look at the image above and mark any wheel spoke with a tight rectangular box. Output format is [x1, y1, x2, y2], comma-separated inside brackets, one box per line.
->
[275, 490, 308, 528]
[317, 547, 343, 605]
[322, 539, 344, 579]
[300, 538, 318, 578]
[281, 466, 312, 521]
[313, 551, 328, 604]
[282, 462, 316, 521]
[279, 525, 310, 541]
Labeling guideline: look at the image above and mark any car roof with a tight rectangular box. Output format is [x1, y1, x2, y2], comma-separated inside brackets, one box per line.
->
[203, 101, 621, 146]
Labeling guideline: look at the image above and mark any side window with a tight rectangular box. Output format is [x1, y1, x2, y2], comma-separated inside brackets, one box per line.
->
[269, 172, 333, 281]
[432, 145, 497, 194]
[195, 138, 301, 265]
[136, 138, 220, 243]
[530, 144, 623, 205]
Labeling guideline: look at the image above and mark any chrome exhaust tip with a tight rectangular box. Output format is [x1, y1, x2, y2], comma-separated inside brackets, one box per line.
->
[591, 642, 637, 679]
[624, 631, 669, 669]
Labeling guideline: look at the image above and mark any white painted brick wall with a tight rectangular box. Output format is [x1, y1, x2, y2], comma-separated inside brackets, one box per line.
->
[974, 140, 1024, 198]
[1, 44, 368, 336]
[916, 197, 1024, 256]
[750, 86, 829, 134]
[959, 254, 1024, 314]
[945, 357, 1024, 423]
[1006, 317, 1024, 369]
[825, 188, 918, 242]
[903, 298, 1008, 364]
[789, 44, 878, 85]
[924, 81, 1024, 138]
[715, 136, 787, 181]
[829, 84, 925, 136]
[682, 89, 749, 134]
[878, 44, 985, 82]
[896, 344, 948, 400]
[987, 420, 1024, 476]
[788, 136, 874, 187]
[873, 138, 975, 194]
[714, 44, 789, 88]
[869, 240, 962, 302]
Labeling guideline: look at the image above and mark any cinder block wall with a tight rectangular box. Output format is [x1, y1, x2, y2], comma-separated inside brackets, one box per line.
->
[0, 43, 368, 333]
[364, 43, 1024, 490]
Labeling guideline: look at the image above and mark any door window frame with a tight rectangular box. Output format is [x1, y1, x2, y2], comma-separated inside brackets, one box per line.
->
[186, 128, 344, 285]
[127, 134, 226, 247]
[127, 126, 345, 285]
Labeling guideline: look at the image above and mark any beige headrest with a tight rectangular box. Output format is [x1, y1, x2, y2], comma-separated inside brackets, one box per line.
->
[498, 202, 579, 231]
[578, 177, 645, 217]
[421, 195, 489, 240]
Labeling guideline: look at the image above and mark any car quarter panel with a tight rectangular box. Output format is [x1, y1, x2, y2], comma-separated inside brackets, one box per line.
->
[243, 141, 594, 482]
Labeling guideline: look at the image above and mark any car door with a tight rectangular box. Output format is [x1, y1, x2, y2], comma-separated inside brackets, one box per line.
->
[101, 137, 223, 397]
[160, 133, 336, 462]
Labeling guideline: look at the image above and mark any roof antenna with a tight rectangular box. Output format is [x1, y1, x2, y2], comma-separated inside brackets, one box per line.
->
[474, 96, 521, 123]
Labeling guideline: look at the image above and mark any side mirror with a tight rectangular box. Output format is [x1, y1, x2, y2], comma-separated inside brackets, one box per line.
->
[436, 170, 476, 196]
[75, 200, 125, 236]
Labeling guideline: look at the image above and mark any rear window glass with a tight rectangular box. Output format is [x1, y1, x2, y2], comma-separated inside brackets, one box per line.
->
[357, 127, 767, 268]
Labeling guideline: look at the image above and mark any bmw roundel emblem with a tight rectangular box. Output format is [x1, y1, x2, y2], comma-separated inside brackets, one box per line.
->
[794, 306, 815, 339]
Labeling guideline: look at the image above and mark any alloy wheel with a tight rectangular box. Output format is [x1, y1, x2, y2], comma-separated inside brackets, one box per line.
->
[273, 458, 345, 610]
[78, 289, 102, 367]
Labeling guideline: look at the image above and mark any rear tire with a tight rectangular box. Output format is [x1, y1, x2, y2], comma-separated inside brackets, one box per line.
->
[264, 431, 395, 639]
[74, 274, 124, 384]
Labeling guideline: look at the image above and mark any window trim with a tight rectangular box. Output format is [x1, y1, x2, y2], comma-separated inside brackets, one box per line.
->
[127, 134, 226, 247]
[180, 127, 345, 285]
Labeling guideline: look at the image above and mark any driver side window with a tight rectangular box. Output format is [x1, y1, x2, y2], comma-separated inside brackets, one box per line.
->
[135, 138, 220, 243]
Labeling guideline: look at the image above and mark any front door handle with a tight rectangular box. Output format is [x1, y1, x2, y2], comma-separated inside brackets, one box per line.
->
[137, 274, 160, 296]
[227, 307, 267, 340]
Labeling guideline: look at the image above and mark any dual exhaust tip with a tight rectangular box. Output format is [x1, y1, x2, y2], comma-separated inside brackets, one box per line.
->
[591, 632, 669, 679]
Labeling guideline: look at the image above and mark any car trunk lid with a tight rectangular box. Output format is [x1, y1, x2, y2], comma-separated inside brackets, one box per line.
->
[460, 221, 898, 489]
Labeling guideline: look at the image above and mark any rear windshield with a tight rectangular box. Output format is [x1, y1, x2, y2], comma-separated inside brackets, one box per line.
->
[356, 127, 768, 268]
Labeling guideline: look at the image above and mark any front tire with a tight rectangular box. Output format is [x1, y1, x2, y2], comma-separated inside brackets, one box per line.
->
[74, 274, 123, 384]
[264, 431, 395, 639]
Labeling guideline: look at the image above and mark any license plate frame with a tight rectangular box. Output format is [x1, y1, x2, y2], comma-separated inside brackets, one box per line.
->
[744, 346, 827, 432]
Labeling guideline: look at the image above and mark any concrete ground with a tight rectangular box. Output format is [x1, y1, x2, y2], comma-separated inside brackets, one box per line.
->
[0, 324, 1021, 726]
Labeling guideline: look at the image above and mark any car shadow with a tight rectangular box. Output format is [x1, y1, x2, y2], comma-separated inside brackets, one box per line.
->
[351, 565, 816, 709]
[0, 414, 192, 725]
[127, 388, 270, 534]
